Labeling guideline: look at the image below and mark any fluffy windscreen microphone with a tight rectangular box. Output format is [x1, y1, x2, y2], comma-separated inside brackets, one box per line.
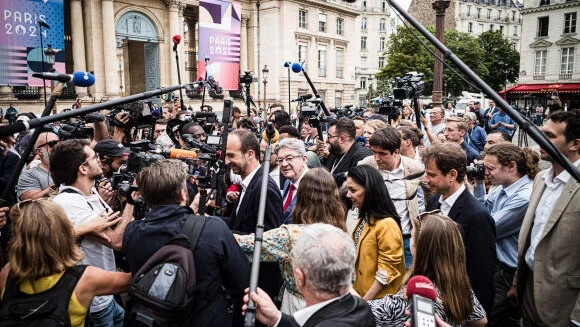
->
[262, 128, 279, 143]
[406, 275, 437, 301]
[172, 35, 181, 51]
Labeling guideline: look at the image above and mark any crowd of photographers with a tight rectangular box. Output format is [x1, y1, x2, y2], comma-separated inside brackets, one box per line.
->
[0, 96, 578, 327]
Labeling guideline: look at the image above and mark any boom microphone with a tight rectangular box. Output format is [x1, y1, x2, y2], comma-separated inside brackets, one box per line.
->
[154, 148, 198, 160]
[172, 35, 181, 52]
[32, 71, 95, 87]
[262, 123, 279, 143]
[38, 19, 50, 29]
[181, 134, 217, 154]
[291, 62, 303, 73]
[291, 94, 312, 102]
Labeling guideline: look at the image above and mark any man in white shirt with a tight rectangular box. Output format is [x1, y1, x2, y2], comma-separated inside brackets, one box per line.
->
[243, 224, 375, 327]
[508, 110, 580, 326]
[50, 139, 132, 327]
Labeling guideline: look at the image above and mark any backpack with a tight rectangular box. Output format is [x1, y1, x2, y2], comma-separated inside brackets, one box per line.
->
[124, 215, 207, 327]
[0, 265, 88, 327]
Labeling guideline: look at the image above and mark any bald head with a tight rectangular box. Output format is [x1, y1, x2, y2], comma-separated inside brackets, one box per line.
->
[34, 132, 59, 148]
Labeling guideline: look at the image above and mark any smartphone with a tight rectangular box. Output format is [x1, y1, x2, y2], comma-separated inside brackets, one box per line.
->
[411, 294, 436, 327]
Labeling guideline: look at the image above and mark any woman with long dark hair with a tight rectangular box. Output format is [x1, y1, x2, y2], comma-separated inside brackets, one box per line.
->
[347, 165, 405, 300]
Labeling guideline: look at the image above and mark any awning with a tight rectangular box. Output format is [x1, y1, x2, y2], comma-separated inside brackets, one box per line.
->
[499, 83, 580, 94]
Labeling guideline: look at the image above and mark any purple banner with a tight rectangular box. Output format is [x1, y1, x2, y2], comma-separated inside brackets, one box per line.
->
[198, 0, 241, 90]
[0, 0, 65, 86]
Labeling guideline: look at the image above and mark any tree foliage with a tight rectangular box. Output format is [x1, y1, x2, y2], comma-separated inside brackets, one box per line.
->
[377, 26, 520, 97]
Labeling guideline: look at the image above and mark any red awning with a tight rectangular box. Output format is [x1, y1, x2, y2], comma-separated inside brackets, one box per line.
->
[502, 83, 580, 94]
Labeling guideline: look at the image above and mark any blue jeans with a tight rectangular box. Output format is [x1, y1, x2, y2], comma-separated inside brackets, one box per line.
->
[403, 237, 412, 270]
[88, 300, 124, 327]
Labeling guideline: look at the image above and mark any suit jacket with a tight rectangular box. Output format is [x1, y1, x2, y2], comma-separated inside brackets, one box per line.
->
[352, 216, 406, 299]
[281, 180, 298, 225]
[278, 293, 375, 327]
[228, 166, 283, 305]
[516, 168, 580, 326]
[324, 143, 371, 185]
[427, 189, 496, 315]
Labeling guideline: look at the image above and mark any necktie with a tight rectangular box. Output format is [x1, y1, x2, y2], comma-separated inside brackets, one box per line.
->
[283, 184, 295, 212]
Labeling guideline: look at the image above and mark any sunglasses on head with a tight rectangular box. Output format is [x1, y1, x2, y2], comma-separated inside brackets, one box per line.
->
[417, 209, 441, 223]
[36, 140, 59, 149]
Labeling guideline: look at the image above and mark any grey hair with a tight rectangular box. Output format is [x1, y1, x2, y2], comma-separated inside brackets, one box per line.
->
[275, 137, 306, 156]
[465, 112, 478, 125]
[292, 223, 356, 297]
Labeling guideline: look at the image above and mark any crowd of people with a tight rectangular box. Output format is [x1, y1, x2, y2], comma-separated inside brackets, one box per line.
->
[0, 98, 578, 327]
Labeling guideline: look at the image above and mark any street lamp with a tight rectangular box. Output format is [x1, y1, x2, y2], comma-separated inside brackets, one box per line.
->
[44, 44, 57, 72]
[262, 64, 269, 110]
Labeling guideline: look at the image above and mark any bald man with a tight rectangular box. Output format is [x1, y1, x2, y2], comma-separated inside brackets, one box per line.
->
[16, 132, 59, 200]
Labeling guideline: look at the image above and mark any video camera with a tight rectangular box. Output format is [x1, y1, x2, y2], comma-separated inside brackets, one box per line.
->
[108, 100, 156, 129]
[393, 72, 425, 100]
[376, 96, 404, 120]
[330, 105, 362, 119]
[239, 71, 256, 85]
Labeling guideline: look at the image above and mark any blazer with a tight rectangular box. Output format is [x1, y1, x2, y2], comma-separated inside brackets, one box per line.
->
[228, 166, 283, 303]
[516, 168, 580, 326]
[324, 143, 371, 185]
[281, 180, 298, 225]
[352, 216, 406, 299]
[278, 293, 376, 327]
[427, 189, 496, 315]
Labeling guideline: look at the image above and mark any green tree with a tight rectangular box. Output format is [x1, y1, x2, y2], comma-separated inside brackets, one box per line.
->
[443, 30, 487, 96]
[478, 31, 520, 92]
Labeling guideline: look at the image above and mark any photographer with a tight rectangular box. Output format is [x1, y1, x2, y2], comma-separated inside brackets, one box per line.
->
[122, 160, 250, 326]
[473, 143, 539, 326]
[50, 139, 133, 326]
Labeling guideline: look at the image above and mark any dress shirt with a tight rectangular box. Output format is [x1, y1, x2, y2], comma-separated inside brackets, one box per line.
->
[525, 160, 580, 269]
[489, 112, 516, 136]
[273, 293, 347, 327]
[475, 175, 532, 268]
[237, 165, 261, 214]
[283, 169, 308, 205]
[270, 167, 283, 193]
[439, 184, 466, 217]
[380, 157, 410, 234]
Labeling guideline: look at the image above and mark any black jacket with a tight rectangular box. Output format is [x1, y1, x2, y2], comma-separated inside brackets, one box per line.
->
[427, 189, 496, 316]
[227, 166, 283, 307]
[278, 293, 375, 327]
[323, 143, 371, 186]
[123, 205, 250, 327]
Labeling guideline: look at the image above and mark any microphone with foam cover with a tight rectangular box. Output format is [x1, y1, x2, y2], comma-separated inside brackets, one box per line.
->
[172, 35, 181, 51]
[406, 275, 437, 301]
[156, 148, 198, 160]
[406, 275, 437, 327]
[32, 71, 96, 87]
[355, 136, 366, 147]
[291, 62, 303, 73]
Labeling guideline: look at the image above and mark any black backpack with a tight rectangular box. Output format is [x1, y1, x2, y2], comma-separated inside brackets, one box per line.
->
[124, 215, 207, 327]
[0, 265, 88, 327]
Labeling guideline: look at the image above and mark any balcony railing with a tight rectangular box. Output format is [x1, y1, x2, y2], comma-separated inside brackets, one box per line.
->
[13, 86, 40, 100]
[559, 73, 573, 80]
[533, 75, 545, 80]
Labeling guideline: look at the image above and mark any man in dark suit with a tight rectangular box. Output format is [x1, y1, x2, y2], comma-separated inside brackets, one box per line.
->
[423, 142, 496, 316]
[225, 129, 283, 305]
[276, 138, 309, 224]
[318, 117, 371, 186]
[484, 100, 499, 133]
[244, 224, 375, 327]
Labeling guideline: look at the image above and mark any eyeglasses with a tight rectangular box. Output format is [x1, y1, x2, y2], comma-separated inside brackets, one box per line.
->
[417, 209, 441, 223]
[36, 140, 59, 149]
[276, 155, 300, 165]
[327, 134, 339, 140]
[81, 153, 100, 166]
[16, 198, 47, 211]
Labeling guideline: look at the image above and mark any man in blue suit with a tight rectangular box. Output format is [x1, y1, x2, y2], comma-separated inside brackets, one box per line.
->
[276, 138, 309, 224]
[423, 142, 496, 316]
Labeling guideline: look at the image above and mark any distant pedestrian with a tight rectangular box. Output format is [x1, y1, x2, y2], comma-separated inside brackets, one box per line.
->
[535, 105, 544, 126]
[5, 104, 18, 125]
[72, 98, 82, 109]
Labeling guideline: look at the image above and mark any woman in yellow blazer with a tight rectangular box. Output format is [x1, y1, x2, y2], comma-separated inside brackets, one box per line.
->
[346, 165, 406, 300]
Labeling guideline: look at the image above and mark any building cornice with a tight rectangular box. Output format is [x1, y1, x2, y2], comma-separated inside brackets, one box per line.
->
[529, 37, 553, 48]
[291, 0, 360, 17]
[521, 1, 580, 14]
[554, 35, 580, 46]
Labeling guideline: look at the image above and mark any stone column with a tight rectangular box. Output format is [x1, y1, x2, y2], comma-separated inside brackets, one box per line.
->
[168, 0, 182, 85]
[102, 0, 119, 98]
[186, 17, 197, 82]
[431, 0, 450, 109]
[70, 0, 87, 97]
[240, 14, 249, 72]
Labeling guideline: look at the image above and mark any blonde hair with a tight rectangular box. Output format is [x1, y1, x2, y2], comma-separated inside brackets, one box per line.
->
[405, 213, 473, 323]
[365, 119, 388, 132]
[9, 200, 83, 280]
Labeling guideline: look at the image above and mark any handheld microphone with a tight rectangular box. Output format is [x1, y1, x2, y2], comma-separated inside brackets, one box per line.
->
[406, 275, 437, 327]
[172, 35, 181, 52]
[262, 123, 279, 143]
[154, 148, 198, 160]
[32, 71, 96, 87]
[291, 94, 312, 102]
[355, 136, 366, 147]
[38, 20, 50, 29]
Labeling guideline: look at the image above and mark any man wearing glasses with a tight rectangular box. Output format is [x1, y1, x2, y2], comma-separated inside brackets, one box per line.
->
[276, 138, 309, 224]
[50, 139, 132, 327]
[16, 132, 59, 200]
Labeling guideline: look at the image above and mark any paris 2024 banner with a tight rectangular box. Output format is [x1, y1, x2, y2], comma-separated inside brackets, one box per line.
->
[0, 0, 65, 86]
[197, 0, 241, 91]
